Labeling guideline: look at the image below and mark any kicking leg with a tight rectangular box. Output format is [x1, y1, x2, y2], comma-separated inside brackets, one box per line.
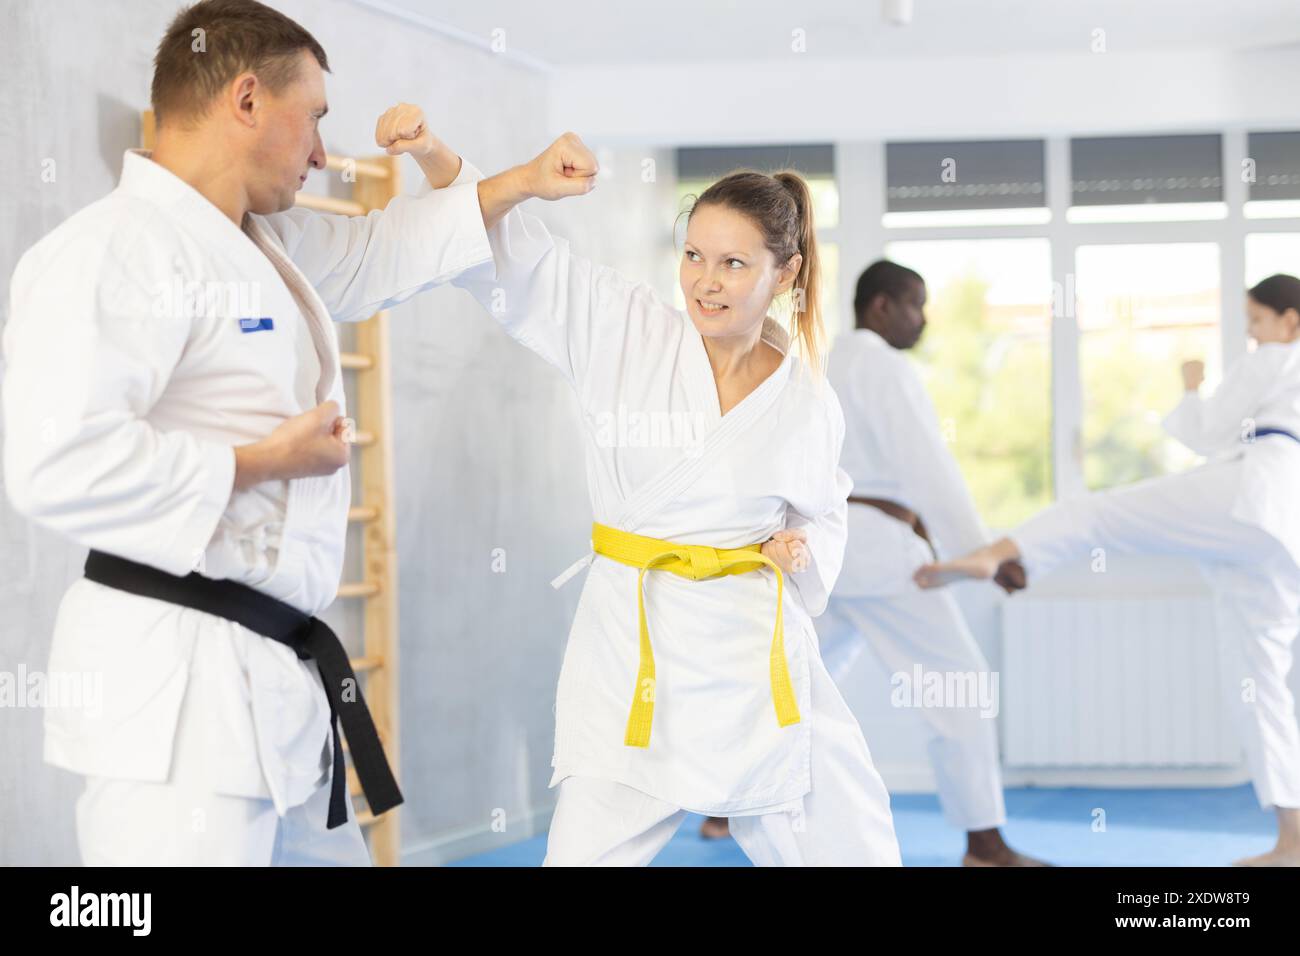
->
[918, 458, 1250, 589]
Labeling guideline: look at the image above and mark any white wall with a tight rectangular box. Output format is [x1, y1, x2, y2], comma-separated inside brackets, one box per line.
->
[550, 48, 1300, 145]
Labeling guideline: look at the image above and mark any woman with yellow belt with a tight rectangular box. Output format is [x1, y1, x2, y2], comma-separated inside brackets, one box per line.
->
[454, 134, 901, 865]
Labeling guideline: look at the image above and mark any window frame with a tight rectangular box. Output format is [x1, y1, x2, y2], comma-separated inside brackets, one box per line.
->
[833, 131, 1300, 513]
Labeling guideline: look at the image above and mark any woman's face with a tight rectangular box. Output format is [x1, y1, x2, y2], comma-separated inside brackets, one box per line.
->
[1246, 296, 1300, 345]
[679, 203, 799, 343]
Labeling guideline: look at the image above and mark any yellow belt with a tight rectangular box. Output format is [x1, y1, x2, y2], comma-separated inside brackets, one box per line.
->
[590, 521, 802, 748]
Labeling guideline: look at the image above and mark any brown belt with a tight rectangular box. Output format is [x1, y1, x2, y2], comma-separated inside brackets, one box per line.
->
[847, 495, 935, 555]
[848, 495, 1027, 593]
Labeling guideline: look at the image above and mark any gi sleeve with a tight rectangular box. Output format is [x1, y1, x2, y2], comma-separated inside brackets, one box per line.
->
[881, 357, 990, 558]
[2, 237, 234, 576]
[448, 160, 659, 398]
[784, 387, 853, 617]
[1162, 348, 1275, 455]
[262, 158, 494, 323]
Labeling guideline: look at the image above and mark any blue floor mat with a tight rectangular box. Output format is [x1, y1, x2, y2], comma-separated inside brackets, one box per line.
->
[447, 784, 1277, 867]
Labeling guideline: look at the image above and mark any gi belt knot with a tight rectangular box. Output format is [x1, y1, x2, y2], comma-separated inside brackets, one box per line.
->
[677, 543, 723, 579]
[589, 522, 802, 748]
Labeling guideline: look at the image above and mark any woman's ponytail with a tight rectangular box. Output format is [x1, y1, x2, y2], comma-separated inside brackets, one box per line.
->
[773, 171, 824, 376]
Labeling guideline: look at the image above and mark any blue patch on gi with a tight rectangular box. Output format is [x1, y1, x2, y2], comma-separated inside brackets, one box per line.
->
[238, 317, 275, 333]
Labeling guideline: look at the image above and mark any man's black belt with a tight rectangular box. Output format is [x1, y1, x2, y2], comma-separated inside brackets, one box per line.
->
[83, 549, 402, 830]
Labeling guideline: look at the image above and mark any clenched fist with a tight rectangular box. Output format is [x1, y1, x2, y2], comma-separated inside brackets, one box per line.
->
[763, 528, 811, 575]
[234, 401, 351, 491]
[474, 131, 599, 230]
[993, 559, 1027, 594]
[267, 400, 351, 479]
[523, 132, 599, 200]
[374, 102, 437, 157]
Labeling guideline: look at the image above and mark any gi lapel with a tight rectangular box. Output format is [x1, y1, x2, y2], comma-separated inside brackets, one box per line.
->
[551, 314, 794, 588]
[242, 216, 341, 406]
[118, 151, 341, 408]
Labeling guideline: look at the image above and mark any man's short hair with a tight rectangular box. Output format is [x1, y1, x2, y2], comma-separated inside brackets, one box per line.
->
[150, 0, 330, 127]
[853, 259, 924, 328]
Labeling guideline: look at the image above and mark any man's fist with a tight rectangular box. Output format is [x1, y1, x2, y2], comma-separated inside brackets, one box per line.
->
[993, 559, 1027, 594]
[524, 132, 599, 200]
[267, 401, 351, 479]
[1181, 359, 1205, 392]
[234, 401, 351, 491]
[375, 103, 436, 158]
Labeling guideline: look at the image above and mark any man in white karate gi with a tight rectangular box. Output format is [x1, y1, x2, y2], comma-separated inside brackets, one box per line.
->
[816, 259, 1046, 866]
[3, 0, 588, 865]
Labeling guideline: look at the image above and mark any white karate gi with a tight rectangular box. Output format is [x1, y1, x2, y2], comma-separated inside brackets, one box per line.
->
[1011, 341, 1300, 810]
[816, 328, 1006, 831]
[449, 162, 901, 866]
[3, 149, 493, 863]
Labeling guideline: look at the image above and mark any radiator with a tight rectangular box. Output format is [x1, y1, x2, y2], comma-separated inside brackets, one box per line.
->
[1002, 595, 1241, 767]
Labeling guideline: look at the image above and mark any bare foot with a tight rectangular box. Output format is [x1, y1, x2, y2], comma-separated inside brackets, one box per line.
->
[915, 549, 1002, 589]
[1232, 847, 1300, 866]
[964, 827, 1052, 866]
[699, 816, 730, 840]
[963, 849, 1053, 867]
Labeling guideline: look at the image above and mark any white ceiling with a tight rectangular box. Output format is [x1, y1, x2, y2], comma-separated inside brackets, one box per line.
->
[373, 0, 1300, 65]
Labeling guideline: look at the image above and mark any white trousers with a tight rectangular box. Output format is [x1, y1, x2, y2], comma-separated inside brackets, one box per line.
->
[817, 587, 1007, 832]
[542, 655, 902, 866]
[74, 660, 371, 866]
[1014, 458, 1300, 810]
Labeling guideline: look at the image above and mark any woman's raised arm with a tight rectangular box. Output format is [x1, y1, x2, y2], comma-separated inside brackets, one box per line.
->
[477, 132, 598, 228]
[450, 134, 667, 397]
[1163, 348, 1280, 454]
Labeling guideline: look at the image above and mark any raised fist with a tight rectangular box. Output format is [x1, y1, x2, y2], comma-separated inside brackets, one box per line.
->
[523, 132, 599, 200]
[375, 102, 436, 158]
